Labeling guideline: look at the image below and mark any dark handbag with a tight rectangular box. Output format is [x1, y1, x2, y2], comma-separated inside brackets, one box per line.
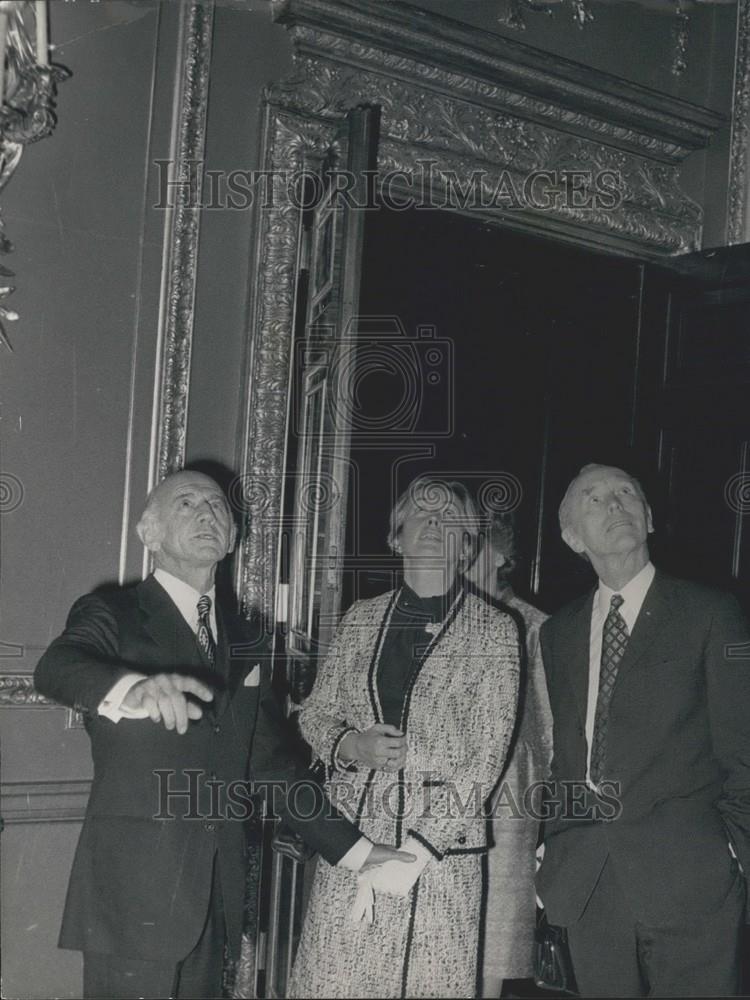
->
[534, 911, 579, 995]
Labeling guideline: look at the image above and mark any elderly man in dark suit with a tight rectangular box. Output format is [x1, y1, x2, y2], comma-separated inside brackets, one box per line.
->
[35, 470, 411, 999]
[537, 463, 750, 997]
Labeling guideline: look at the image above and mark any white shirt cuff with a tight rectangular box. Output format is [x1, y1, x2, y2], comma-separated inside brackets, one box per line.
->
[337, 836, 372, 872]
[97, 672, 147, 722]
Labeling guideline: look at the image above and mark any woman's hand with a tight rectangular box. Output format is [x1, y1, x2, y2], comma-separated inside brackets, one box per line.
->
[339, 724, 407, 770]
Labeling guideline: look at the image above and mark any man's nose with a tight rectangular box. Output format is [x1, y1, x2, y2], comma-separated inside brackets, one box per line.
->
[606, 493, 623, 511]
[427, 512, 440, 526]
[197, 500, 217, 520]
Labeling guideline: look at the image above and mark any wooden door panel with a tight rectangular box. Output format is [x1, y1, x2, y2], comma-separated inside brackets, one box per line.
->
[634, 244, 750, 608]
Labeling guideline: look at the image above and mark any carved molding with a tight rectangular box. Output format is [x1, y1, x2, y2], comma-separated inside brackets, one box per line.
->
[0, 674, 50, 707]
[375, 138, 698, 256]
[1, 780, 91, 824]
[237, 111, 339, 619]
[156, 0, 215, 481]
[0, 674, 83, 727]
[270, 21, 708, 255]
[237, 0, 721, 616]
[728, 0, 750, 245]
[275, 0, 722, 160]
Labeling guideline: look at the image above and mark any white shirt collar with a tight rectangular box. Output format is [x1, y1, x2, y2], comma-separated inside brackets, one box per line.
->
[153, 568, 216, 633]
[596, 561, 655, 632]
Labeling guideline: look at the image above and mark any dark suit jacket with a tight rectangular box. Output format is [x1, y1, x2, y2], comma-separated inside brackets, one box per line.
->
[34, 576, 360, 961]
[537, 570, 750, 927]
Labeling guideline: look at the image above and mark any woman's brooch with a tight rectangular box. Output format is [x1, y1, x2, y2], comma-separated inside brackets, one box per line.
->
[424, 621, 442, 637]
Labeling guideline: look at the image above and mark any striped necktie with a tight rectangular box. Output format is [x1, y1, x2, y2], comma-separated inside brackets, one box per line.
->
[196, 594, 216, 666]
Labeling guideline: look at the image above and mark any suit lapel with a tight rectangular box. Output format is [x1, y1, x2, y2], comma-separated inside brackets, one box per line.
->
[613, 570, 673, 687]
[215, 602, 248, 711]
[136, 575, 226, 728]
[560, 590, 595, 730]
[137, 576, 203, 669]
[136, 577, 270, 718]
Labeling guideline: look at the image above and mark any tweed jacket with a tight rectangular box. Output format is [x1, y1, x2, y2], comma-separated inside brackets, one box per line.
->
[288, 587, 521, 999]
[299, 588, 520, 858]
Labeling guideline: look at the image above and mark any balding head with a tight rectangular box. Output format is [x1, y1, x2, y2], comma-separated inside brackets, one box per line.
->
[136, 471, 236, 589]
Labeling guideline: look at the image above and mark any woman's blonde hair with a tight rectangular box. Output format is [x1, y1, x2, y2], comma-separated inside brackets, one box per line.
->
[387, 475, 480, 566]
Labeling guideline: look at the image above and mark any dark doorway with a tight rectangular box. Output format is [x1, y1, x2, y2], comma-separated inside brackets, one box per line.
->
[345, 205, 645, 612]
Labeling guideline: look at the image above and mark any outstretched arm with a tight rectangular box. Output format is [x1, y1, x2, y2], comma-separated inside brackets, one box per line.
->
[34, 594, 214, 732]
[35, 594, 133, 713]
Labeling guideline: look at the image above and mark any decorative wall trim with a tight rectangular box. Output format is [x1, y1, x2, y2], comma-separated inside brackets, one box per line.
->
[277, 0, 721, 162]
[155, 0, 215, 481]
[0, 674, 50, 707]
[236, 0, 723, 617]
[236, 110, 339, 619]
[271, 0, 720, 256]
[0, 675, 83, 727]
[728, 0, 750, 245]
[1, 780, 91, 824]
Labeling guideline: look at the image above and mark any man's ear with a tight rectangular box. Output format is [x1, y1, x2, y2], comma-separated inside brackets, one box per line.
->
[136, 511, 163, 553]
[226, 520, 238, 555]
[562, 525, 585, 554]
[646, 504, 654, 534]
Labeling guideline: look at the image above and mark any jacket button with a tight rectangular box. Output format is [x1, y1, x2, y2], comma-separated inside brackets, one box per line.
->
[205, 822, 216, 832]
[213, 725, 221, 734]
[457, 835, 466, 845]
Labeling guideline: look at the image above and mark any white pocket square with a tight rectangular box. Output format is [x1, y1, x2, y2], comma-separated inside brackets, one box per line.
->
[244, 664, 261, 687]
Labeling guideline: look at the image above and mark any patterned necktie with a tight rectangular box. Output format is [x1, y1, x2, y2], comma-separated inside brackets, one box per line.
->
[196, 595, 216, 666]
[590, 593, 628, 785]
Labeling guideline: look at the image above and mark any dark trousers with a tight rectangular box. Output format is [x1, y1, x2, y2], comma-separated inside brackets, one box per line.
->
[566, 855, 745, 997]
[83, 855, 226, 999]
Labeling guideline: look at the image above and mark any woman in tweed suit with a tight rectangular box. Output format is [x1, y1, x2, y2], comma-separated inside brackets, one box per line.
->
[288, 476, 520, 999]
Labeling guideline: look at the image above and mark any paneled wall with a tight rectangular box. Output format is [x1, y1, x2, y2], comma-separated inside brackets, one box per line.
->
[186, 2, 293, 471]
[2, 2, 184, 995]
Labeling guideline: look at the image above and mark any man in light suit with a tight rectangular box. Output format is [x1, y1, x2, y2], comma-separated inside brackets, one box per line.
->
[35, 470, 412, 999]
[537, 463, 750, 996]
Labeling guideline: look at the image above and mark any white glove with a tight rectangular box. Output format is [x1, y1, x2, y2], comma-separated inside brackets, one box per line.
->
[348, 837, 432, 923]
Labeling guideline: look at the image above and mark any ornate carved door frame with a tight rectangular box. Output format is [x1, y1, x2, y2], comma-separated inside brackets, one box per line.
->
[235, 0, 725, 618]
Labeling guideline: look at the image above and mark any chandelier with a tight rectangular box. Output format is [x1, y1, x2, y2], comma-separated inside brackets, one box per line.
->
[0, 1, 67, 349]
